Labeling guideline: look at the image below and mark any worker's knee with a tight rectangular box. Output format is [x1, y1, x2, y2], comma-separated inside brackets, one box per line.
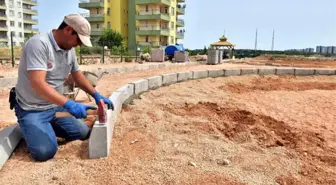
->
[30, 144, 58, 162]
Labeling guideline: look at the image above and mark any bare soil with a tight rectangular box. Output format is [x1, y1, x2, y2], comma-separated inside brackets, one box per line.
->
[0, 62, 272, 128]
[246, 59, 336, 68]
[0, 74, 335, 185]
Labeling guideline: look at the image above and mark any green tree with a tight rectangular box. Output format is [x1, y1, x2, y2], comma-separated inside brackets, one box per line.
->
[99, 28, 124, 49]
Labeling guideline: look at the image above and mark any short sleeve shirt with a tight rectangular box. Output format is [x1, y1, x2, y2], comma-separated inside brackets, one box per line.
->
[15, 31, 80, 111]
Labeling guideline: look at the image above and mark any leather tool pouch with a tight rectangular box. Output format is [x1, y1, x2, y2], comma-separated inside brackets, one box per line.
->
[9, 87, 17, 110]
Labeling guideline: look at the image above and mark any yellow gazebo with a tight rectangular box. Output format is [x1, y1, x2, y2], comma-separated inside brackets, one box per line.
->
[210, 35, 235, 59]
[210, 35, 235, 49]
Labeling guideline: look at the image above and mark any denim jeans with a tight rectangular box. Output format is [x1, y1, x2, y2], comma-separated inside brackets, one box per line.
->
[14, 103, 90, 161]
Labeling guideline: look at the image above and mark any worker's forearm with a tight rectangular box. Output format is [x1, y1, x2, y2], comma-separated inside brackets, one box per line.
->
[31, 81, 68, 106]
[72, 71, 96, 95]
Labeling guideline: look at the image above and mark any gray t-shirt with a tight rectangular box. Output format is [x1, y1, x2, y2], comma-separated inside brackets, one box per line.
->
[15, 31, 79, 111]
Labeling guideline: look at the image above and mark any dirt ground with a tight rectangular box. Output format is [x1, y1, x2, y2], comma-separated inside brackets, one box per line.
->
[0, 62, 274, 127]
[0, 75, 335, 185]
[0, 61, 335, 185]
[245, 59, 336, 68]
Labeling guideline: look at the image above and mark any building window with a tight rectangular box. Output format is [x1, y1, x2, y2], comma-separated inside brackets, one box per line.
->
[10, 31, 15, 36]
[170, 36, 174, 44]
[107, 22, 110, 28]
[145, 5, 149, 12]
[10, 21, 14, 27]
[18, 22, 22, 28]
[107, 8, 110, 16]
[96, 8, 99, 14]
[9, 0, 14, 7]
[19, 32, 22, 38]
[17, 12, 21, 18]
[9, 10, 14, 16]
[145, 36, 149, 42]
[171, 22, 174, 29]
[17, 1, 21, 8]
[96, 24, 100, 29]
[171, 7, 175, 16]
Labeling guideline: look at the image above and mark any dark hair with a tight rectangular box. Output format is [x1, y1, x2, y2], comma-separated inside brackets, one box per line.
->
[58, 21, 77, 35]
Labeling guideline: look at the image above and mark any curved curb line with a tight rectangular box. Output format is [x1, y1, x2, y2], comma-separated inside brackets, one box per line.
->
[0, 62, 198, 88]
[88, 67, 336, 158]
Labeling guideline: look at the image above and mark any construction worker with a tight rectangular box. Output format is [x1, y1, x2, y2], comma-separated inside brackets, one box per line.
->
[9, 14, 113, 161]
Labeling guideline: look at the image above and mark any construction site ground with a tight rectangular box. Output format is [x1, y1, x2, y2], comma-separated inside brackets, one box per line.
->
[244, 59, 336, 68]
[0, 60, 335, 185]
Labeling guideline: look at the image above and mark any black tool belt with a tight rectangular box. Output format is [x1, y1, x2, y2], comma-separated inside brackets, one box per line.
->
[9, 87, 17, 110]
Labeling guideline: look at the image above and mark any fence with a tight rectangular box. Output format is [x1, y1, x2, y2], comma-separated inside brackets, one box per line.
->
[0, 37, 151, 67]
[77, 40, 145, 65]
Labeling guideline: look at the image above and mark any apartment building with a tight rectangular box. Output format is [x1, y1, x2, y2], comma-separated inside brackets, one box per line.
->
[79, 0, 185, 50]
[0, 0, 38, 47]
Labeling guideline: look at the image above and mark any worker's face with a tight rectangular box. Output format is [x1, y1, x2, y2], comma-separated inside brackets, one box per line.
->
[61, 26, 82, 50]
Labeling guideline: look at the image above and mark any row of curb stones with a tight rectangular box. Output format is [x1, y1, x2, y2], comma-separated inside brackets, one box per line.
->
[88, 67, 336, 158]
[0, 62, 197, 169]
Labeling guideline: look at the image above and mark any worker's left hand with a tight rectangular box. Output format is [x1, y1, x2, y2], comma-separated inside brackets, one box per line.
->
[92, 92, 114, 110]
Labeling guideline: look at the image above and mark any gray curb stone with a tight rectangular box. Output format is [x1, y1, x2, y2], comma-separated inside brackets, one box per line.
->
[258, 68, 276, 75]
[130, 79, 149, 94]
[147, 76, 163, 89]
[224, 69, 241, 76]
[315, 69, 336, 75]
[208, 69, 225, 78]
[0, 125, 21, 169]
[177, 71, 192, 82]
[241, 68, 258, 75]
[162, 73, 178, 85]
[193, 70, 209, 79]
[276, 68, 295, 75]
[294, 68, 315, 76]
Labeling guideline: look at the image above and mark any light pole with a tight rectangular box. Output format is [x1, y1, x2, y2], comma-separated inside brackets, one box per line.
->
[136, 47, 140, 62]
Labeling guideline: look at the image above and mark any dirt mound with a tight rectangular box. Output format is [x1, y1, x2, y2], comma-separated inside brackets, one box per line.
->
[222, 76, 336, 93]
[162, 102, 328, 151]
[162, 101, 336, 185]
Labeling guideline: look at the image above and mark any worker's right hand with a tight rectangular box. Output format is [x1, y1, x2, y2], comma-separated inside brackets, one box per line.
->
[63, 100, 97, 119]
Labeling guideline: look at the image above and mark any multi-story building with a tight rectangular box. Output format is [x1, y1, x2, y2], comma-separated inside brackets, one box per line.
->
[79, 0, 186, 50]
[0, 0, 38, 47]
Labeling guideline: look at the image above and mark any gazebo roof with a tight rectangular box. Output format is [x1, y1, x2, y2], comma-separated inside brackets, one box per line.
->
[211, 35, 235, 47]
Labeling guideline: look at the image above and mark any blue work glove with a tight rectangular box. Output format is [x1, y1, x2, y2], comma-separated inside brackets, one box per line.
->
[63, 100, 97, 119]
[92, 92, 114, 110]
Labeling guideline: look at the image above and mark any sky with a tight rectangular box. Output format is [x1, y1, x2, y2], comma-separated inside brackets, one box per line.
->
[37, 0, 336, 50]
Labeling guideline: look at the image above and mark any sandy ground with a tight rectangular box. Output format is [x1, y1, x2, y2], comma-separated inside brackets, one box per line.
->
[244, 59, 336, 68]
[0, 75, 335, 185]
[0, 62, 274, 127]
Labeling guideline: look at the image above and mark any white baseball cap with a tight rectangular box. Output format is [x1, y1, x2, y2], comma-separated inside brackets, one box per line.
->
[64, 13, 92, 47]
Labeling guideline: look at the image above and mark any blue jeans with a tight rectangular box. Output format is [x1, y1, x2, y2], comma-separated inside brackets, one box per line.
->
[14, 103, 90, 162]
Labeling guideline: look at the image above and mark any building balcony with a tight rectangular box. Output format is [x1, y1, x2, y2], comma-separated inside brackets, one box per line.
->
[176, 31, 184, 39]
[81, 13, 104, 22]
[0, 25, 7, 31]
[79, 0, 104, 9]
[24, 28, 38, 34]
[136, 10, 170, 22]
[23, 18, 38, 24]
[0, 14, 7, 20]
[91, 28, 104, 36]
[0, 3, 6, 10]
[23, 8, 38, 15]
[136, 0, 171, 7]
[176, 19, 184, 27]
[0, 37, 8, 42]
[176, 7, 185, 15]
[137, 41, 168, 47]
[136, 26, 170, 36]
[22, 0, 38, 6]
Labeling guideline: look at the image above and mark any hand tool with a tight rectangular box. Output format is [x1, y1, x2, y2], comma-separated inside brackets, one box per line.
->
[55, 100, 107, 123]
